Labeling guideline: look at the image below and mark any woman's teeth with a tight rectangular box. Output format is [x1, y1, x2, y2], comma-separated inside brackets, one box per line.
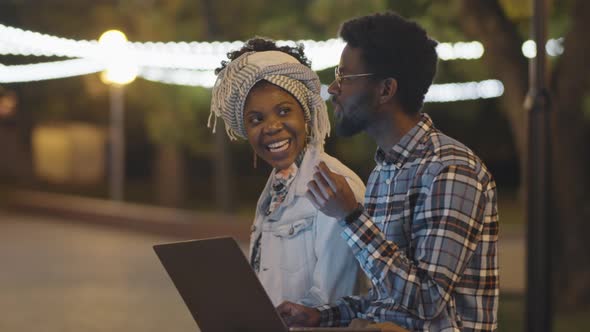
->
[267, 139, 290, 153]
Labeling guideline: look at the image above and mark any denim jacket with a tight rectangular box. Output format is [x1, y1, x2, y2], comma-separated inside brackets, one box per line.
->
[249, 146, 366, 306]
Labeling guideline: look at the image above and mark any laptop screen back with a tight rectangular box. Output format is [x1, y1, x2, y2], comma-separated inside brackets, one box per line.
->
[153, 237, 287, 332]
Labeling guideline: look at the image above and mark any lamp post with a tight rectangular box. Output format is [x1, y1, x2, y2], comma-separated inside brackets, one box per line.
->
[525, 0, 552, 331]
[98, 30, 137, 201]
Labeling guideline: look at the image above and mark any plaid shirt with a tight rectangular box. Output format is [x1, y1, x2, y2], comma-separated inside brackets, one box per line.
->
[317, 114, 499, 331]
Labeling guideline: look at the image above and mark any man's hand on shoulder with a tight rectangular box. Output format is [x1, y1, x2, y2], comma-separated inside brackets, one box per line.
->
[276, 301, 321, 327]
[306, 161, 359, 220]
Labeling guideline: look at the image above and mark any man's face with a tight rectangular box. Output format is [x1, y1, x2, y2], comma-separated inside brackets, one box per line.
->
[328, 45, 378, 137]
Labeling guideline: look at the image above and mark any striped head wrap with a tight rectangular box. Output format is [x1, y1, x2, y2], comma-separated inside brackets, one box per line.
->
[209, 50, 330, 147]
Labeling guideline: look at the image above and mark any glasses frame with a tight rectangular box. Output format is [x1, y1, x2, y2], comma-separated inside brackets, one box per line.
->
[334, 66, 375, 89]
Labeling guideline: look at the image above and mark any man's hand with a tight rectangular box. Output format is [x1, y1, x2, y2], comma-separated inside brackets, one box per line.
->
[306, 161, 358, 220]
[276, 301, 321, 327]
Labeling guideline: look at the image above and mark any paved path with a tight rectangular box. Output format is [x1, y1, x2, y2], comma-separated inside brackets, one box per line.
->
[0, 210, 525, 332]
[0, 211, 203, 332]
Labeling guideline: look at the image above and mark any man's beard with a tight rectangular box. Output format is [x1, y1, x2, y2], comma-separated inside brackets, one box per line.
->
[333, 92, 374, 137]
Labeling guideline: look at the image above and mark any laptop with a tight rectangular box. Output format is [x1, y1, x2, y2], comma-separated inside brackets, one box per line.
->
[153, 236, 381, 332]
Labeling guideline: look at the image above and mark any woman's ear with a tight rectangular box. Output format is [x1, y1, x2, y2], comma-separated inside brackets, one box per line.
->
[379, 78, 398, 104]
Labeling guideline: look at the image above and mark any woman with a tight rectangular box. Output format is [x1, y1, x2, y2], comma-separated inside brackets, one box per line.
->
[209, 38, 365, 306]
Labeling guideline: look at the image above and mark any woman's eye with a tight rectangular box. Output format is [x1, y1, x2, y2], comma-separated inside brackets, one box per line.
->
[278, 108, 290, 115]
[248, 116, 262, 124]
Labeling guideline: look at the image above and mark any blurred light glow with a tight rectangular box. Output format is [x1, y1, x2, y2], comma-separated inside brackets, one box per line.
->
[320, 84, 330, 101]
[546, 38, 564, 57]
[0, 59, 105, 83]
[318, 80, 504, 103]
[1, 23, 487, 73]
[522, 39, 564, 58]
[522, 40, 537, 58]
[436, 41, 484, 60]
[0, 89, 17, 118]
[0, 23, 505, 104]
[97, 30, 137, 85]
[138, 70, 505, 104]
[126, 41, 245, 70]
[279, 39, 346, 71]
[139, 68, 217, 87]
[424, 79, 504, 103]
[1, 59, 506, 103]
[98, 30, 127, 47]
[100, 65, 138, 85]
[0, 23, 99, 58]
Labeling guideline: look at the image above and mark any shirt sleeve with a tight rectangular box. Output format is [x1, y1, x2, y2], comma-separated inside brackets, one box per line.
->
[339, 164, 488, 320]
[316, 290, 376, 327]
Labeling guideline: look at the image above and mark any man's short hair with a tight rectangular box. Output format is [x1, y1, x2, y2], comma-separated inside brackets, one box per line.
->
[339, 11, 438, 113]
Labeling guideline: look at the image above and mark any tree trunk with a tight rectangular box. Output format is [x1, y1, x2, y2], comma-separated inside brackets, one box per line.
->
[459, 0, 590, 309]
[155, 144, 186, 208]
[458, 0, 529, 199]
[458, 0, 529, 151]
[548, 0, 590, 309]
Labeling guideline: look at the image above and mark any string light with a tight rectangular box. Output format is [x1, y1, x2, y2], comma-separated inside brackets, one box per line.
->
[0, 59, 504, 102]
[436, 42, 484, 60]
[522, 40, 537, 58]
[0, 23, 506, 103]
[0, 24, 98, 58]
[424, 80, 504, 103]
[1, 23, 486, 71]
[98, 30, 138, 85]
[545, 38, 564, 57]
[522, 38, 564, 59]
[0, 59, 105, 83]
[139, 68, 217, 87]
[137, 67, 504, 103]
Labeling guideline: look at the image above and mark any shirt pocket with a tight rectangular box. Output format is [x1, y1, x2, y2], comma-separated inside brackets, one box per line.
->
[272, 217, 314, 273]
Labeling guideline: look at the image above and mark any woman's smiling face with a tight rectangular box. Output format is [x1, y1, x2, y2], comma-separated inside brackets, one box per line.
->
[243, 81, 307, 170]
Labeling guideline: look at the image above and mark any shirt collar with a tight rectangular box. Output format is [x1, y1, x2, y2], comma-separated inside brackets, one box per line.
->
[374, 113, 434, 168]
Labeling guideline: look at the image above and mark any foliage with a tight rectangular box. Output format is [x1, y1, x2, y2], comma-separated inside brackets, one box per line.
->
[0, 0, 536, 186]
[129, 82, 214, 154]
[1, 0, 418, 155]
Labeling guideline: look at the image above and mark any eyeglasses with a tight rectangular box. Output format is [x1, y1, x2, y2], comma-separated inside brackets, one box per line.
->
[334, 66, 375, 89]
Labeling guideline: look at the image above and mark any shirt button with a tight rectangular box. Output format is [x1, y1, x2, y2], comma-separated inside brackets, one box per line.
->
[265, 210, 271, 216]
[288, 226, 294, 235]
[385, 178, 392, 184]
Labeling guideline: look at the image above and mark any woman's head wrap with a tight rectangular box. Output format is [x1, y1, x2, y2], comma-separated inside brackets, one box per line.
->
[209, 50, 330, 147]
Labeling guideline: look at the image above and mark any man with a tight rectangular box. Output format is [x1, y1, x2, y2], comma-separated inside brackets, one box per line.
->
[277, 11, 499, 332]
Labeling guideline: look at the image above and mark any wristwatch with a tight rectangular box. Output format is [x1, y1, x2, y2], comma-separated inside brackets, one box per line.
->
[344, 203, 364, 224]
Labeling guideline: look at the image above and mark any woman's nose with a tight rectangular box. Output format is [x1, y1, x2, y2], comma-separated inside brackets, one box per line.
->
[263, 118, 283, 134]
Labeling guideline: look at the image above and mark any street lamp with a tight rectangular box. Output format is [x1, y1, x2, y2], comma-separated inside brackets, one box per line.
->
[525, 0, 552, 331]
[98, 29, 137, 201]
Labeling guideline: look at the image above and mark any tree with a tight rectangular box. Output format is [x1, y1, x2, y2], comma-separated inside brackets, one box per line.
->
[456, 0, 590, 309]
[0, 0, 395, 205]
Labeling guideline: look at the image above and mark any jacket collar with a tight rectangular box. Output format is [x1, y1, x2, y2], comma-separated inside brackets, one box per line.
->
[256, 145, 322, 221]
[287, 144, 322, 198]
